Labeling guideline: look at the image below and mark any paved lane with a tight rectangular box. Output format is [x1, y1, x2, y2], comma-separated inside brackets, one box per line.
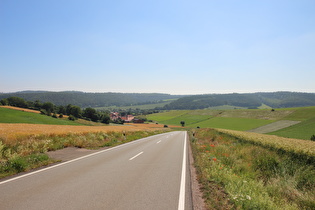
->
[0, 131, 192, 210]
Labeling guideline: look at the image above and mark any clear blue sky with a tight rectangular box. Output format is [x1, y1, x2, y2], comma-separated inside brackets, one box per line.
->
[1, 0, 314, 94]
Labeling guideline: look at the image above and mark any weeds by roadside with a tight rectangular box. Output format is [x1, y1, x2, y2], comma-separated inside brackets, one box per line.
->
[190, 128, 315, 209]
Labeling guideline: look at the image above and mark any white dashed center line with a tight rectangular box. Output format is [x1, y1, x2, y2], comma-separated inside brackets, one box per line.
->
[129, 152, 144, 161]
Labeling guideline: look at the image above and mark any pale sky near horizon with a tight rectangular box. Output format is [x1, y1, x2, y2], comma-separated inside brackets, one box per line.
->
[1, 0, 315, 95]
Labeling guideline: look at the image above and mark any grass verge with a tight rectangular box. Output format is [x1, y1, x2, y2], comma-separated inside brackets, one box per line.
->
[190, 128, 315, 209]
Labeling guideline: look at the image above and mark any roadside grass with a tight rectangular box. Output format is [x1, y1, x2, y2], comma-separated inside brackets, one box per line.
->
[0, 107, 82, 125]
[0, 130, 166, 179]
[189, 117, 274, 131]
[190, 128, 315, 209]
[268, 117, 315, 140]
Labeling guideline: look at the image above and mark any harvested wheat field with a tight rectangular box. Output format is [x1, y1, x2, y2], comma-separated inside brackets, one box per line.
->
[1, 106, 41, 114]
[0, 123, 172, 140]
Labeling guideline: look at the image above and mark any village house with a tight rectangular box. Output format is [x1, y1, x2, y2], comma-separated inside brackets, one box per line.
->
[110, 112, 120, 121]
[110, 112, 135, 123]
[120, 115, 135, 123]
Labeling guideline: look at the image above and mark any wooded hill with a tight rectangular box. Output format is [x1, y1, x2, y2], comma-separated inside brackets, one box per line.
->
[1, 91, 315, 110]
[0, 91, 182, 108]
[162, 92, 315, 109]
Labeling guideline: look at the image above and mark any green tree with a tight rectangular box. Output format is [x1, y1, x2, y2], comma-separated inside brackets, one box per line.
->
[101, 114, 110, 124]
[42, 102, 55, 114]
[0, 98, 8, 105]
[83, 107, 99, 122]
[180, 121, 185, 127]
[7, 97, 28, 108]
[57, 105, 66, 115]
[66, 104, 82, 118]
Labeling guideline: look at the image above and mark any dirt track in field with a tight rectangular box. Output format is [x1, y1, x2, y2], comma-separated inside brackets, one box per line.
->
[247, 120, 300, 133]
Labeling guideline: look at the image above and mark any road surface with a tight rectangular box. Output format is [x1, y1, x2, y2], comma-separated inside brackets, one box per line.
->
[0, 131, 192, 210]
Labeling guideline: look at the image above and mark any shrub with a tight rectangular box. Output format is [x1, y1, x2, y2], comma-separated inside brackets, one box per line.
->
[311, 135, 315, 141]
[164, 125, 168, 128]
[68, 115, 76, 121]
[8, 156, 27, 173]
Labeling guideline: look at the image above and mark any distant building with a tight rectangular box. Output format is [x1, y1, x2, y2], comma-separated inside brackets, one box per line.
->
[133, 119, 144, 123]
[121, 115, 135, 123]
[110, 112, 120, 121]
[110, 112, 135, 123]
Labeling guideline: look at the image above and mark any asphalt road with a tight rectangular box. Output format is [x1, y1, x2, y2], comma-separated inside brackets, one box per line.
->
[0, 131, 192, 210]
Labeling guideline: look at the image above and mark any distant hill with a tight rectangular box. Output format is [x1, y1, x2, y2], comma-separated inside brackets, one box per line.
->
[162, 92, 315, 110]
[0, 91, 183, 108]
[1, 91, 315, 110]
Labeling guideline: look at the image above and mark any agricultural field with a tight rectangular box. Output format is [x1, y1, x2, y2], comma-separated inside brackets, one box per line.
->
[268, 107, 315, 140]
[0, 107, 81, 125]
[269, 117, 315, 140]
[147, 107, 315, 140]
[190, 117, 273, 131]
[190, 128, 315, 209]
[147, 108, 295, 127]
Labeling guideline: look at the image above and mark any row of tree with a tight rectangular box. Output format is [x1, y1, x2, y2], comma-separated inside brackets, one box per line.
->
[0, 91, 181, 107]
[0, 97, 110, 124]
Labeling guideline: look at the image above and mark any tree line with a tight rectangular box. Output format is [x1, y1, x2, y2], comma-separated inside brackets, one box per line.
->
[0, 91, 181, 108]
[0, 97, 110, 124]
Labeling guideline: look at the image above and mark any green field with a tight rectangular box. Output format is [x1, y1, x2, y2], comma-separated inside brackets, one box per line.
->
[268, 107, 315, 139]
[190, 117, 274, 131]
[147, 107, 315, 139]
[0, 107, 82, 125]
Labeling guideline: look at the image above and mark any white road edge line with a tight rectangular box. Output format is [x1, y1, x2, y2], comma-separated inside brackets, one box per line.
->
[178, 131, 187, 210]
[129, 151, 144, 161]
[156, 140, 161, 144]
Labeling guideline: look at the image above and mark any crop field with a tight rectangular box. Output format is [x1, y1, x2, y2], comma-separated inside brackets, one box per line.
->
[147, 109, 277, 129]
[217, 129, 315, 159]
[147, 107, 315, 139]
[147, 110, 189, 122]
[190, 117, 273, 130]
[267, 107, 315, 139]
[0, 107, 81, 125]
[0, 123, 169, 141]
[281, 106, 315, 121]
[269, 117, 315, 140]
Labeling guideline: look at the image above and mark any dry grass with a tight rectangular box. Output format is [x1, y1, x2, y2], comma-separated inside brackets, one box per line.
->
[0, 123, 171, 142]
